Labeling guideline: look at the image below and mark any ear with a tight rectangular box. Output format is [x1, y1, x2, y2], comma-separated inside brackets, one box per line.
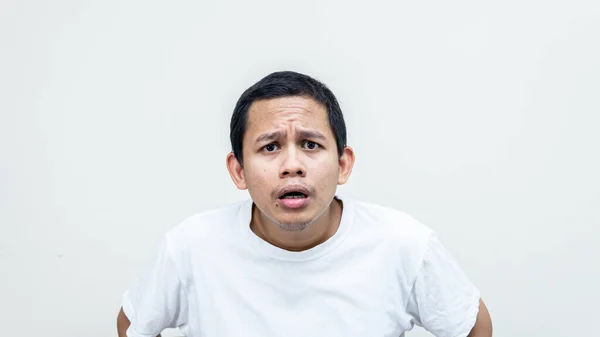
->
[337, 146, 355, 185]
[226, 152, 247, 190]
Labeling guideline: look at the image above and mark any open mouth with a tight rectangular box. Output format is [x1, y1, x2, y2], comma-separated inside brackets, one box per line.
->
[279, 191, 308, 199]
[277, 186, 311, 209]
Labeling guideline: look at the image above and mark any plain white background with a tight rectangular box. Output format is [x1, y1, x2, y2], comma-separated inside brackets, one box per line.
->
[1, 0, 599, 336]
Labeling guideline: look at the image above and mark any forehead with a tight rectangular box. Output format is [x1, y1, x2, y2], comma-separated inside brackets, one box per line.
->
[245, 96, 329, 132]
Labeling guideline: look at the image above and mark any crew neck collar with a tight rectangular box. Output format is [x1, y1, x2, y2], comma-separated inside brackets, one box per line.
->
[238, 195, 354, 262]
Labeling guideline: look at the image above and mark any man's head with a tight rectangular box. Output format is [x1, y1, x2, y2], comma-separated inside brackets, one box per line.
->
[226, 71, 354, 231]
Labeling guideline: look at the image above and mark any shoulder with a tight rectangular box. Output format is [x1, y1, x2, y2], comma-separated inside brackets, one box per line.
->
[350, 198, 434, 243]
[344, 197, 435, 273]
[164, 199, 249, 249]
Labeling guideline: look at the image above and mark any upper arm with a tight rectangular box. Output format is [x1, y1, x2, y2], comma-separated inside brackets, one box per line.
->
[117, 307, 163, 337]
[406, 233, 482, 337]
[121, 236, 189, 337]
[117, 307, 129, 337]
[467, 299, 493, 337]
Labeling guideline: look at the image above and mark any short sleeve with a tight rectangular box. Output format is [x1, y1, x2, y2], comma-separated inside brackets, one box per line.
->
[122, 236, 189, 337]
[406, 234, 480, 337]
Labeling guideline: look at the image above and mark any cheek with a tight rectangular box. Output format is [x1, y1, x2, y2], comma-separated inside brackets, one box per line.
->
[309, 156, 339, 184]
[245, 162, 273, 189]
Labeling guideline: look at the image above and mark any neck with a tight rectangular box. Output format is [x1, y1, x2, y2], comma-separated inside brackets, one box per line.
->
[251, 197, 343, 252]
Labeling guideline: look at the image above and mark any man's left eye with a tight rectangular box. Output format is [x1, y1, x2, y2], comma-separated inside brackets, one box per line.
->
[303, 141, 319, 150]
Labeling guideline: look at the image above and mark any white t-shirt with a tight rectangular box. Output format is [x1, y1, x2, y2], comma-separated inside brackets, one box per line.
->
[122, 195, 480, 337]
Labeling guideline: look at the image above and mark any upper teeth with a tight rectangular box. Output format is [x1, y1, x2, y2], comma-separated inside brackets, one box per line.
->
[282, 193, 305, 198]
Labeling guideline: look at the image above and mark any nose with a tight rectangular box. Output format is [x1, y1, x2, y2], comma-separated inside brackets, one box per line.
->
[279, 147, 306, 178]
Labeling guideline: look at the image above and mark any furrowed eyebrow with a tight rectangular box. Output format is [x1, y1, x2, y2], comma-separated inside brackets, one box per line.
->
[254, 129, 327, 144]
[297, 130, 327, 141]
[255, 130, 285, 144]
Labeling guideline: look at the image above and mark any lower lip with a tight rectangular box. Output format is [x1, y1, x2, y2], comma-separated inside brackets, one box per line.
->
[278, 197, 309, 209]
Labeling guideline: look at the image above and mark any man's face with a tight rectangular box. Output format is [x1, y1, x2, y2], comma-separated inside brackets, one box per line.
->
[233, 96, 350, 229]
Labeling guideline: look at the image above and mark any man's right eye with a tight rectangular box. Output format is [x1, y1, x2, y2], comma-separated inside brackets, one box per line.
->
[263, 143, 279, 152]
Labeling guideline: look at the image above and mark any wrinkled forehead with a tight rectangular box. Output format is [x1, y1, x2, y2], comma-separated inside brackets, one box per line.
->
[245, 96, 331, 136]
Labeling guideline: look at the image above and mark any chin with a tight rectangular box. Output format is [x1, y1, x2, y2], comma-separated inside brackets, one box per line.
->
[255, 197, 325, 228]
[275, 213, 312, 225]
[277, 208, 325, 228]
[277, 221, 311, 232]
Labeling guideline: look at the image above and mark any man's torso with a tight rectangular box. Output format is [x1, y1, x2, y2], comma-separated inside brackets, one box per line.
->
[168, 197, 430, 337]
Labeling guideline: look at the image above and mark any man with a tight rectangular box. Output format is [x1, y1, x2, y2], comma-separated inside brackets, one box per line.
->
[117, 71, 493, 337]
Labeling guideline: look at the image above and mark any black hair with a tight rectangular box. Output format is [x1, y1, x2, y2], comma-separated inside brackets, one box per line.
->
[229, 71, 347, 165]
